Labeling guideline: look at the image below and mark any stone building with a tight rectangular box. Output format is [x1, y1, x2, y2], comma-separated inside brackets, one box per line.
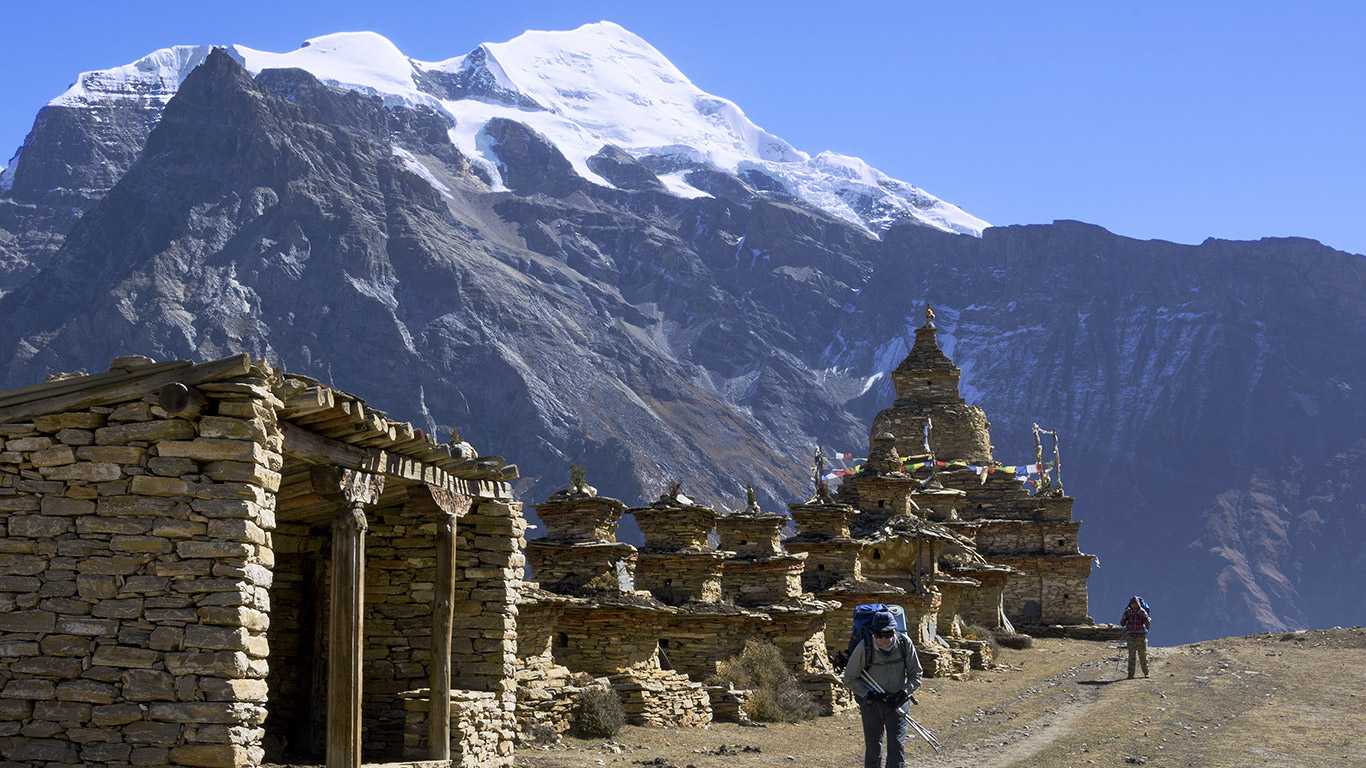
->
[523, 476, 711, 730]
[872, 310, 1098, 629]
[0, 354, 523, 768]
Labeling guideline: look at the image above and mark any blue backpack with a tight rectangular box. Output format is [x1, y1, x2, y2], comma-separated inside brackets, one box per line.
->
[840, 603, 909, 670]
[1138, 597, 1153, 617]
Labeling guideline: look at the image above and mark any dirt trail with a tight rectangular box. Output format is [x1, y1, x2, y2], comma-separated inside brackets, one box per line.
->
[518, 629, 1366, 768]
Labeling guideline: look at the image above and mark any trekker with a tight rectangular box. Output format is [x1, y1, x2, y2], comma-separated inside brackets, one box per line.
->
[843, 611, 924, 768]
[1121, 595, 1151, 678]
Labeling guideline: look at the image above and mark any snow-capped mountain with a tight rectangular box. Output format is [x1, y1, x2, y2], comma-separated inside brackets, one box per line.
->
[2, 26, 1364, 644]
[4, 22, 986, 236]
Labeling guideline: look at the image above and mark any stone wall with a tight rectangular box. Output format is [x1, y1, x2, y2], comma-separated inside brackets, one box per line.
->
[657, 612, 757, 680]
[721, 557, 804, 608]
[631, 506, 714, 552]
[449, 499, 523, 764]
[361, 497, 441, 759]
[534, 497, 624, 543]
[836, 476, 918, 519]
[0, 374, 281, 768]
[762, 609, 832, 675]
[609, 669, 711, 727]
[635, 552, 724, 606]
[935, 579, 972, 637]
[992, 554, 1093, 625]
[787, 504, 856, 539]
[954, 570, 1010, 630]
[526, 541, 635, 595]
[513, 600, 581, 741]
[870, 402, 992, 464]
[861, 537, 935, 589]
[402, 689, 511, 767]
[553, 604, 663, 676]
[970, 520, 1080, 556]
[715, 517, 783, 558]
[785, 538, 862, 592]
[262, 524, 323, 761]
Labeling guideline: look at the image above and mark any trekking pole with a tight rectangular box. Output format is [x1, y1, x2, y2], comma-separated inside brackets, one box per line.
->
[859, 671, 943, 753]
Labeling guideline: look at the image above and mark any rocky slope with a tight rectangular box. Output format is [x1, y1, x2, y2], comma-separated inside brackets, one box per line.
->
[1, 36, 1364, 642]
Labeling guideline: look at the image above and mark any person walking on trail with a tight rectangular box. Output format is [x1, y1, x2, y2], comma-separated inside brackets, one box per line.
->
[1122, 595, 1152, 679]
[843, 611, 924, 768]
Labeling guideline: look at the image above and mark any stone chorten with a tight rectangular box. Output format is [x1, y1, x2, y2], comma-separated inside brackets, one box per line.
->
[629, 482, 728, 606]
[713, 487, 849, 714]
[527, 471, 637, 595]
[877, 309, 1097, 628]
[871, 307, 993, 463]
[527, 471, 711, 728]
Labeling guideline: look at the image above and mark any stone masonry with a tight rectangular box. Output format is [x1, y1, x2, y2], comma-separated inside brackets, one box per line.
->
[869, 311, 1099, 631]
[0, 354, 522, 768]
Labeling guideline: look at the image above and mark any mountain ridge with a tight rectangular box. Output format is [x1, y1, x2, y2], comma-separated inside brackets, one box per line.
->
[1, 23, 985, 239]
[1, 39, 1364, 643]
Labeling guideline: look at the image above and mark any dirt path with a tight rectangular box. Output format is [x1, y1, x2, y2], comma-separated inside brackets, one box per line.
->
[517, 629, 1366, 768]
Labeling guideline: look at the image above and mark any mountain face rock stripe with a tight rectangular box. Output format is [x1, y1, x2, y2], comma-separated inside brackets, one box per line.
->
[2, 44, 1366, 642]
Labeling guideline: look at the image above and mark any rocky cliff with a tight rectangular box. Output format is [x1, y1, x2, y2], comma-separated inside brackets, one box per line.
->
[1, 46, 1363, 642]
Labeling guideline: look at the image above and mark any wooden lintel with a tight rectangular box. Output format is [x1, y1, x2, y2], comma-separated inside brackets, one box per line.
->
[281, 420, 513, 500]
[0, 354, 251, 423]
[282, 422, 386, 473]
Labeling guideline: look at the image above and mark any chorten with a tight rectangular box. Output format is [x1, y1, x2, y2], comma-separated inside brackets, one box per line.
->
[874, 308, 1097, 629]
[871, 306, 993, 462]
[526, 470, 712, 727]
[629, 482, 728, 606]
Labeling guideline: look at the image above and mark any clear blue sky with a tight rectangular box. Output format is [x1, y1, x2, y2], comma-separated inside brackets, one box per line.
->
[3, 1, 1363, 254]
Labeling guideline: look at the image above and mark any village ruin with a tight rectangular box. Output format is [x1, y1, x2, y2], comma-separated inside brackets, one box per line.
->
[0, 310, 1103, 767]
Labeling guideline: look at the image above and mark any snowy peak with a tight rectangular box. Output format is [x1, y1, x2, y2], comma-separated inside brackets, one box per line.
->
[51, 45, 217, 108]
[233, 32, 425, 104]
[25, 23, 988, 236]
[414, 45, 543, 109]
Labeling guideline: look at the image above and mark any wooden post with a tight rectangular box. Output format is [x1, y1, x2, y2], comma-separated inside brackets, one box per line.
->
[430, 509, 458, 760]
[409, 485, 471, 760]
[312, 467, 384, 768]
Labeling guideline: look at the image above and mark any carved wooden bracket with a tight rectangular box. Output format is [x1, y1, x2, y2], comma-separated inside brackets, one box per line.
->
[408, 483, 473, 520]
[310, 466, 386, 508]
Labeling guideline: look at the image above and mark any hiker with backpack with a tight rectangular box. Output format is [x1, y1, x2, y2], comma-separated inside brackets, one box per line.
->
[1121, 595, 1152, 678]
[842, 609, 924, 768]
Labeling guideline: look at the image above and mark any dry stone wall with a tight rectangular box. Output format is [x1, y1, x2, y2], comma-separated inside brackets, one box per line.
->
[262, 524, 323, 761]
[635, 552, 725, 606]
[553, 604, 663, 676]
[513, 597, 584, 741]
[361, 498, 441, 759]
[449, 499, 523, 765]
[0, 372, 281, 768]
[402, 688, 508, 767]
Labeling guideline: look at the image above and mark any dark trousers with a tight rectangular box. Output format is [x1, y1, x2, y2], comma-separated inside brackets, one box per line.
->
[859, 698, 907, 768]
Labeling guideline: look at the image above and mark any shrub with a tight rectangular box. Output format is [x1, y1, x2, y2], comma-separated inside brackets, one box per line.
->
[964, 624, 1002, 655]
[994, 631, 1034, 650]
[715, 639, 819, 723]
[572, 686, 625, 738]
